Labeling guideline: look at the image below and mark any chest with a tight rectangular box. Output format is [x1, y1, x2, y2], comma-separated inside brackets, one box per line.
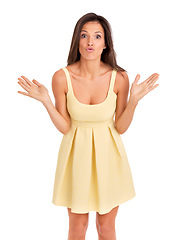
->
[67, 74, 117, 105]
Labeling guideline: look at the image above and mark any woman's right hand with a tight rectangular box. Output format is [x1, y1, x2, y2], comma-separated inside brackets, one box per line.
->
[17, 76, 49, 103]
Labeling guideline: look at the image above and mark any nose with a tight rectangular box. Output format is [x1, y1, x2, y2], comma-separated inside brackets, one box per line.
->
[88, 36, 93, 46]
[88, 42, 93, 47]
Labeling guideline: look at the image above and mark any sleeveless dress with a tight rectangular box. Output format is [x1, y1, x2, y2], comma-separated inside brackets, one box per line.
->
[52, 67, 136, 215]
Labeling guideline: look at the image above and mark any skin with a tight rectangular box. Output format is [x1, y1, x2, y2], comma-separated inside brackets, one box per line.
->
[17, 21, 159, 240]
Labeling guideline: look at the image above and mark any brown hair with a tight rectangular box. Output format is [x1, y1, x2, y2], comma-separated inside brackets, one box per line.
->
[67, 12, 126, 72]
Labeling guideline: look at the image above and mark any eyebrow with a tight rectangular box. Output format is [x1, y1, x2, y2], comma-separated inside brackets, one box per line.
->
[81, 30, 103, 34]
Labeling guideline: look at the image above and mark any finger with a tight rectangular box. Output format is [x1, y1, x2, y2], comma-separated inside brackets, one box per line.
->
[17, 91, 30, 96]
[141, 74, 159, 88]
[145, 83, 159, 95]
[146, 75, 159, 88]
[32, 79, 42, 87]
[20, 76, 33, 86]
[18, 77, 27, 85]
[133, 74, 140, 84]
[148, 77, 159, 87]
[146, 73, 159, 84]
[18, 81, 30, 92]
[147, 75, 159, 85]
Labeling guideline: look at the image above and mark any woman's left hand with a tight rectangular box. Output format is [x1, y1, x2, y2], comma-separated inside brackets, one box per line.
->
[130, 73, 159, 104]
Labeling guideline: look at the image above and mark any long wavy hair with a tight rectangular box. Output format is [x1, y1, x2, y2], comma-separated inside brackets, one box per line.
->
[67, 12, 126, 72]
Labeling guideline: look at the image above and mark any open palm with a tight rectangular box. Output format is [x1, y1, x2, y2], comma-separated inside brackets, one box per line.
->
[130, 73, 159, 103]
[17, 76, 49, 102]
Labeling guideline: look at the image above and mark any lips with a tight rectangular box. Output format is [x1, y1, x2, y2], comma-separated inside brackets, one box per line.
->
[86, 47, 94, 52]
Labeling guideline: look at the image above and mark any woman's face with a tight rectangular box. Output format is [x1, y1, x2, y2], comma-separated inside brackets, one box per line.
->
[79, 21, 106, 61]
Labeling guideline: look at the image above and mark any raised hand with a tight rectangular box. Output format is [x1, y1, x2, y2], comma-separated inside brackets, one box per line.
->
[130, 73, 159, 104]
[17, 76, 49, 103]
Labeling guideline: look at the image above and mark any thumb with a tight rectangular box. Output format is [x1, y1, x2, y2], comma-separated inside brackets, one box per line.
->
[133, 74, 140, 84]
[32, 79, 42, 87]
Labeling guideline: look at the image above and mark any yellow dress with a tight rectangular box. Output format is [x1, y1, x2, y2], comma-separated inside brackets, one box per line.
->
[52, 67, 136, 215]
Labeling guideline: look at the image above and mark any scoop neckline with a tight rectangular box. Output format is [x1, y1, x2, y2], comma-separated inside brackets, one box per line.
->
[66, 68, 117, 106]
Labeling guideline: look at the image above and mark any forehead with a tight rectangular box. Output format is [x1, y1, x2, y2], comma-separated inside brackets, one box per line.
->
[81, 21, 104, 33]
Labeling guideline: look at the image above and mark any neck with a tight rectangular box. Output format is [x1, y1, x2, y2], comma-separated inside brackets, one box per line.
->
[78, 57, 103, 80]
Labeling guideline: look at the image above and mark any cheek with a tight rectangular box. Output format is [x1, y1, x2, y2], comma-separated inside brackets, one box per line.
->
[78, 41, 85, 55]
[78, 40, 83, 49]
[97, 41, 105, 52]
[79, 38, 86, 46]
[97, 39, 105, 47]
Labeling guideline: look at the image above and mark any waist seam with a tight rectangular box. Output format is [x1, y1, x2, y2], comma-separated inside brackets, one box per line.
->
[70, 117, 114, 128]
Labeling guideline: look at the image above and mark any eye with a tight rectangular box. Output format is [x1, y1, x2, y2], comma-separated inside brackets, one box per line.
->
[81, 34, 87, 38]
[96, 35, 101, 39]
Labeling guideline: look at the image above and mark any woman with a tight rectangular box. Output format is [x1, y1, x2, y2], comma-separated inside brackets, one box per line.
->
[17, 12, 159, 240]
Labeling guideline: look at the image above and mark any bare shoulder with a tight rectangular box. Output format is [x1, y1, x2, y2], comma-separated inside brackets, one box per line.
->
[115, 70, 129, 94]
[52, 68, 66, 84]
[51, 68, 71, 127]
[66, 62, 79, 75]
[52, 68, 68, 94]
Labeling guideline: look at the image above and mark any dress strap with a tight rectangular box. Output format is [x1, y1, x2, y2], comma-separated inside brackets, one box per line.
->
[62, 67, 117, 95]
[109, 69, 117, 93]
[62, 67, 73, 93]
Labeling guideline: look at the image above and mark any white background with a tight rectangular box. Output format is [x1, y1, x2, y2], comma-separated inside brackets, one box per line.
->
[1, 0, 180, 239]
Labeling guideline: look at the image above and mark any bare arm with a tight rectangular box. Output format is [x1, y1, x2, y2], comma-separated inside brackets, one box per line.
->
[42, 95, 70, 135]
[17, 69, 71, 135]
[114, 71, 133, 134]
[115, 94, 138, 134]
[45, 69, 71, 134]
[115, 72, 159, 134]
